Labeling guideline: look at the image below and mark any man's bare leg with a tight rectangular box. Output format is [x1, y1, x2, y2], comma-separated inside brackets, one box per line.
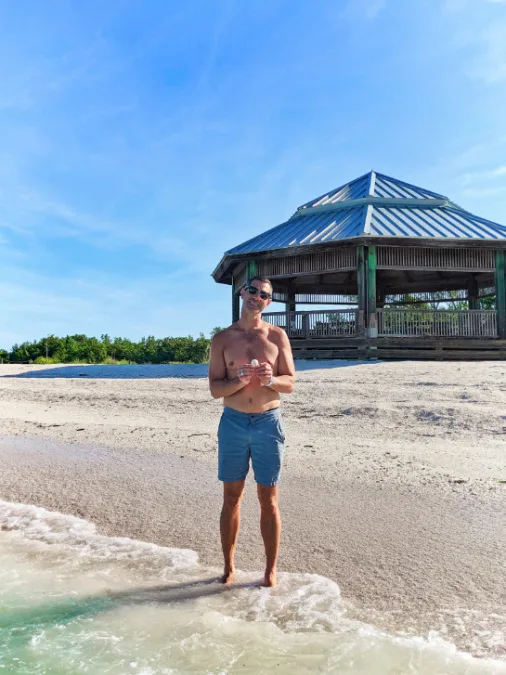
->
[257, 484, 281, 587]
[220, 480, 245, 584]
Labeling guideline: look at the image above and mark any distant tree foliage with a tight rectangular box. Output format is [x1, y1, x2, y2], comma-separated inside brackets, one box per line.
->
[480, 296, 496, 310]
[385, 290, 496, 310]
[4, 333, 211, 365]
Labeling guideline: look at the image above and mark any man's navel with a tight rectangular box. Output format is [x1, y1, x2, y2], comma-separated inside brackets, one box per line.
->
[249, 398, 253, 404]
[229, 361, 234, 366]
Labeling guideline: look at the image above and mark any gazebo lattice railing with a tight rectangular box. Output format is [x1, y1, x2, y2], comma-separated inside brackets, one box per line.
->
[262, 308, 497, 339]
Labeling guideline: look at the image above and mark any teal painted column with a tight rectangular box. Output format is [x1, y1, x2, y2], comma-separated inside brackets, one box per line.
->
[495, 251, 506, 338]
[367, 246, 377, 338]
[232, 278, 240, 323]
[246, 260, 258, 282]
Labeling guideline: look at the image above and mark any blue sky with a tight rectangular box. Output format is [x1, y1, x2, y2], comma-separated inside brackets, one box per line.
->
[1, 0, 506, 348]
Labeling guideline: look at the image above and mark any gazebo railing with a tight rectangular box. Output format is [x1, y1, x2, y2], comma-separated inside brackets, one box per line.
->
[264, 309, 498, 338]
[377, 309, 497, 337]
[263, 310, 359, 337]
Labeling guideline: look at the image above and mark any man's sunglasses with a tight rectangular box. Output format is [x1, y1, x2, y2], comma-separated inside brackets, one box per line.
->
[244, 285, 272, 300]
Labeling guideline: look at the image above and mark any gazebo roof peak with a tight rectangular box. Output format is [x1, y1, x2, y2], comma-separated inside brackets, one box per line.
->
[296, 170, 449, 212]
[219, 170, 506, 266]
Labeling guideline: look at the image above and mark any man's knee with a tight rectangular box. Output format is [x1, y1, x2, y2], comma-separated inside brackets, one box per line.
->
[257, 485, 279, 512]
[222, 481, 245, 509]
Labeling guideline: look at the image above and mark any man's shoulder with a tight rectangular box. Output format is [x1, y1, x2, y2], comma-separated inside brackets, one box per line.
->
[211, 324, 240, 343]
[265, 322, 289, 342]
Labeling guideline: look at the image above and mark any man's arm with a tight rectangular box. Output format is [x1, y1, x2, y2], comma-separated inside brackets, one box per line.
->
[257, 329, 295, 393]
[208, 332, 252, 399]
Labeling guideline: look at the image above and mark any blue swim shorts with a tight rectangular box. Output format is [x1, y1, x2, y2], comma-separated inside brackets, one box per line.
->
[218, 407, 286, 486]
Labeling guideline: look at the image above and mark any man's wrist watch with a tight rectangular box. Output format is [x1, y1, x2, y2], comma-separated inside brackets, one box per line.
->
[264, 375, 274, 388]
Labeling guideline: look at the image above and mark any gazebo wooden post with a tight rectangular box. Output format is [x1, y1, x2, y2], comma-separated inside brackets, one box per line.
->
[377, 289, 386, 309]
[367, 245, 377, 338]
[231, 277, 240, 323]
[286, 282, 296, 336]
[495, 251, 506, 338]
[467, 275, 479, 310]
[356, 245, 366, 337]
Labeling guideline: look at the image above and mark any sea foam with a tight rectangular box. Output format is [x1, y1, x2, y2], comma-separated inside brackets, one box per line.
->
[1, 500, 505, 675]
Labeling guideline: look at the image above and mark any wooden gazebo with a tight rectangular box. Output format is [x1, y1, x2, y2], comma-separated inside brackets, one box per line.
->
[212, 171, 506, 359]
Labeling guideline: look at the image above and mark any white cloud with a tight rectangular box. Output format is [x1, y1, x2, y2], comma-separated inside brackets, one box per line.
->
[461, 185, 506, 197]
[468, 22, 506, 83]
[443, 0, 467, 11]
[461, 165, 506, 185]
[345, 0, 386, 20]
[444, 0, 506, 9]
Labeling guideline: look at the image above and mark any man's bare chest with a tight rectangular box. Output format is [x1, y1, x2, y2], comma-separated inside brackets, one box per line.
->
[224, 334, 279, 369]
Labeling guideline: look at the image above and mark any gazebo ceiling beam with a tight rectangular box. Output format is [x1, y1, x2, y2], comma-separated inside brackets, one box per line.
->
[290, 285, 357, 294]
[381, 280, 486, 294]
[272, 273, 495, 298]
[282, 269, 494, 292]
[295, 273, 351, 284]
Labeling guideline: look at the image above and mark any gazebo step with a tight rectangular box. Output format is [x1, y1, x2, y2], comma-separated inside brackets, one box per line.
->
[292, 337, 506, 361]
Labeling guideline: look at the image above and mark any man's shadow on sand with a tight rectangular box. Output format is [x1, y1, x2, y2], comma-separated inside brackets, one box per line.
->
[3, 360, 369, 380]
[1, 577, 262, 639]
[2, 364, 211, 379]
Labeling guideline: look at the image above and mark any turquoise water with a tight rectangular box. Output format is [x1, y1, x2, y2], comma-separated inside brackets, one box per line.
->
[0, 500, 505, 675]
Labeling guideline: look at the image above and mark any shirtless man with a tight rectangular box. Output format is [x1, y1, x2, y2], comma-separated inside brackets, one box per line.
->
[208, 276, 295, 587]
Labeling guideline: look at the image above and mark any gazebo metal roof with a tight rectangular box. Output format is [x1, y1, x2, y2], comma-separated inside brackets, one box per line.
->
[225, 171, 506, 256]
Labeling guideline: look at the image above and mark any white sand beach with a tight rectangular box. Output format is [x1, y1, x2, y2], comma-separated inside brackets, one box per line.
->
[0, 360, 505, 660]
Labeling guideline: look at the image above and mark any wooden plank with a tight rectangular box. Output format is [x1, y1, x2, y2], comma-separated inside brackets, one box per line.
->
[231, 278, 240, 323]
[376, 277, 496, 296]
[231, 262, 247, 290]
[293, 348, 506, 361]
[375, 338, 506, 349]
[468, 275, 479, 310]
[290, 337, 506, 349]
[375, 349, 506, 360]
[293, 349, 361, 360]
[357, 245, 366, 337]
[360, 237, 506, 251]
[495, 251, 506, 338]
[259, 268, 356, 280]
[377, 245, 496, 271]
[367, 245, 377, 337]
[290, 339, 367, 348]
[292, 345, 506, 360]
[257, 248, 356, 279]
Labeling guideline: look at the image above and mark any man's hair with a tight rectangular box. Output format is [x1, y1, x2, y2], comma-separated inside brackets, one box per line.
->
[247, 275, 273, 291]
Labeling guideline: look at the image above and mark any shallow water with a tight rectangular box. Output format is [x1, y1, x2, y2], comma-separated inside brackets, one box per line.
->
[0, 500, 505, 675]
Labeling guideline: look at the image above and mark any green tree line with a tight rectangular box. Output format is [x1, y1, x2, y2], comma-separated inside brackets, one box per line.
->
[0, 330, 224, 365]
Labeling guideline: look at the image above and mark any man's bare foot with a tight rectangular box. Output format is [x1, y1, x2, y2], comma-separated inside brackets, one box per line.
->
[221, 568, 236, 584]
[262, 570, 277, 587]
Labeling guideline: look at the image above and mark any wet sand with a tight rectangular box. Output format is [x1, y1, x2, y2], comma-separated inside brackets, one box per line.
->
[0, 361, 505, 657]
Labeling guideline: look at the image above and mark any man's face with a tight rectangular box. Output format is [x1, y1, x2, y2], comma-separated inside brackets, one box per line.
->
[241, 281, 272, 313]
